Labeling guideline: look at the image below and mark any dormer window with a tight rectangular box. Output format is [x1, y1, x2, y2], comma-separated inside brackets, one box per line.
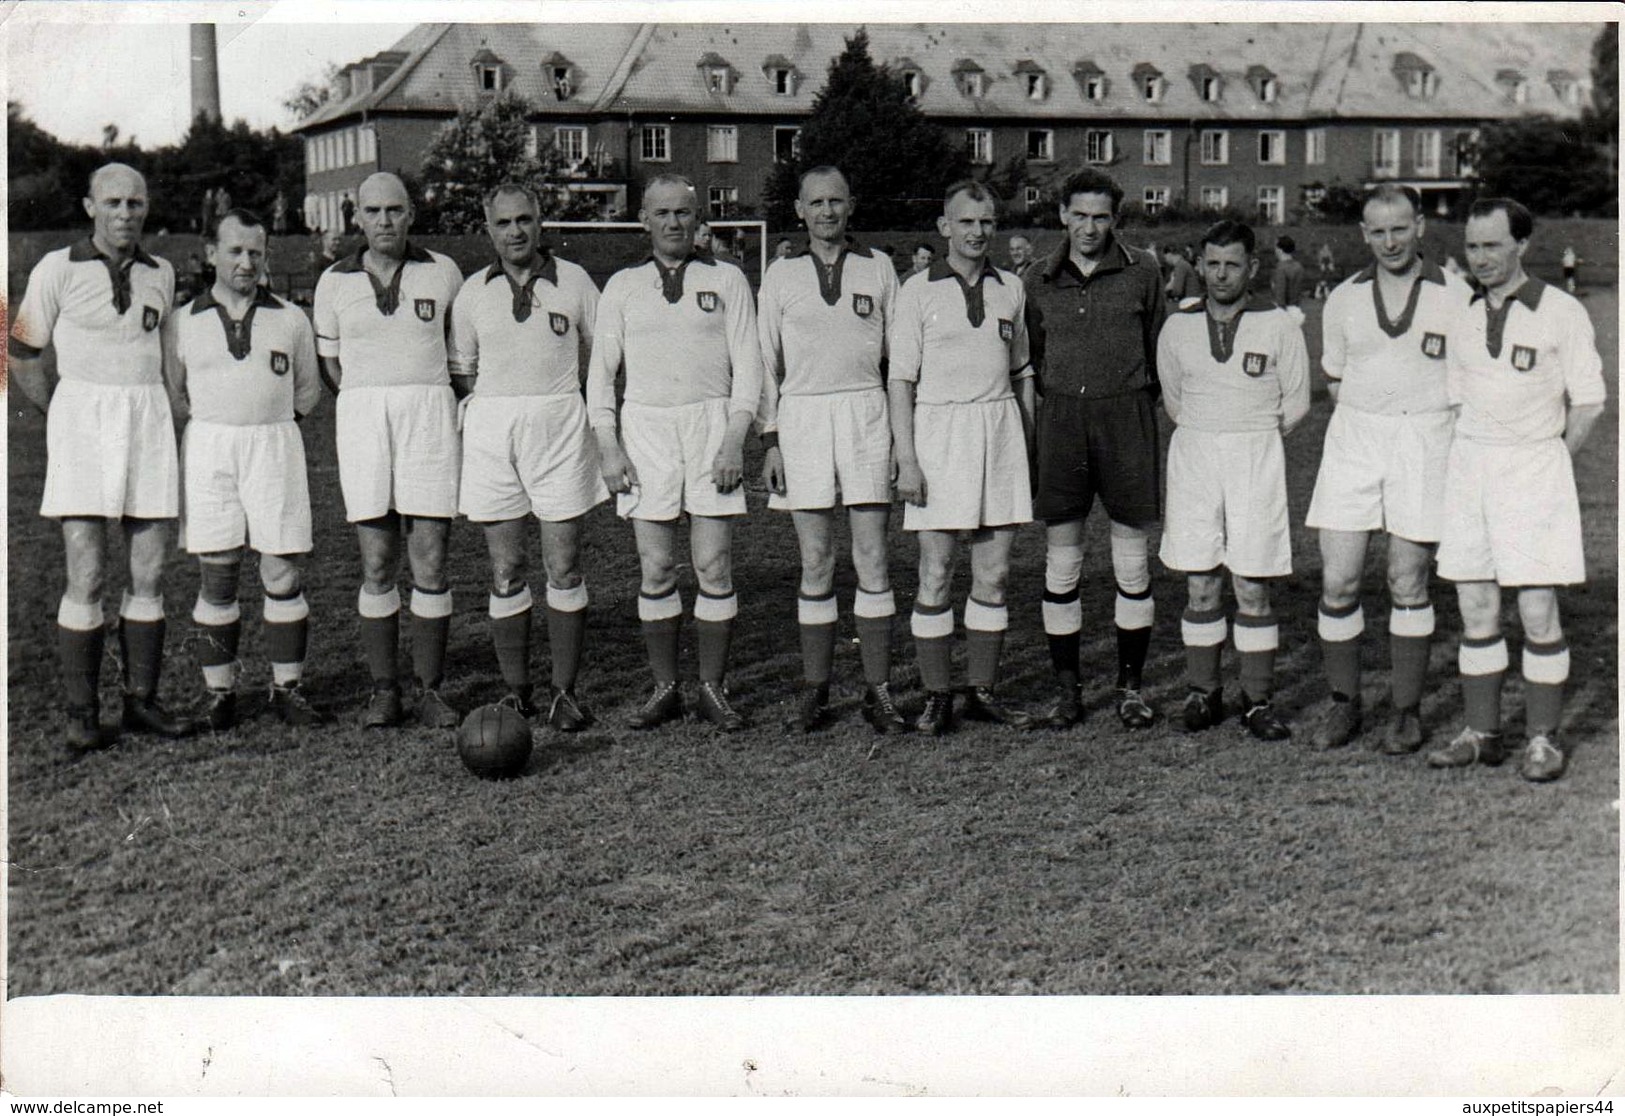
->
[1132, 63, 1165, 103]
[1549, 69, 1582, 107]
[1074, 61, 1107, 102]
[1498, 69, 1529, 103]
[1246, 65, 1279, 104]
[698, 52, 735, 95]
[952, 60, 987, 99]
[542, 52, 575, 101]
[1190, 64, 1223, 103]
[1014, 60, 1047, 101]
[903, 70, 923, 98]
[471, 48, 506, 94]
[763, 55, 799, 96]
[1394, 52, 1438, 99]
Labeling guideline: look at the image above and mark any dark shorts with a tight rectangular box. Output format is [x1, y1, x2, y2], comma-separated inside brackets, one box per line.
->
[1033, 390, 1162, 527]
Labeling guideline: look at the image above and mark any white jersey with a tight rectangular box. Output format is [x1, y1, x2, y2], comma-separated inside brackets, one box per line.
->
[10, 240, 175, 386]
[166, 287, 321, 425]
[448, 254, 600, 398]
[1320, 260, 1471, 416]
[312, 243, 463, 389]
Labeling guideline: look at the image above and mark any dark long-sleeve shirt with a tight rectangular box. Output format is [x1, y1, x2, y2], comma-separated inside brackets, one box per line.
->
[1024, 237, 1166, 400]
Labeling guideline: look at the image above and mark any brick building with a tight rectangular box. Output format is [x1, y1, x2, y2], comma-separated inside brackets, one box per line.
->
[295, 22, 1599, 231]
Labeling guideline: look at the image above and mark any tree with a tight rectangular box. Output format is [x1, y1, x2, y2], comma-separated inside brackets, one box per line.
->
[283, 63, 341, 123]
[1466, 115, 1615, 216]
[762, 29, 968, 230]
[416, 92, 578, 233]
[1587, 22, 1617, 145]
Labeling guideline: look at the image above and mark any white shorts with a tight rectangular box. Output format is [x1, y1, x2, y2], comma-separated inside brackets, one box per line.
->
[41, 379, 178, 520]
[1437, 437, 1585, 586]
[902, 398, 1032, 532]
[770, 389, 893, 511]
[1306, 407, 1453, 542]
[336, 384, 460, 522]
[1160, 427, 1291, 578]
[459, 393, 609, 523]
[618, 398, 747, 521]
[182, 420, 312, 555]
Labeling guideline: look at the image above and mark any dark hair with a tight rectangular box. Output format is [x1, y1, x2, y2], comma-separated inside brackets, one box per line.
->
[1468, 197, 1535, 241]
[913, 242, 936, 256]
[208, 207, 267, 242]
[944, 179, 999, 208]
[1275, 235, 1296, 254]
[1058, 168, 1123, 212]
[1201, 219, 1255, 255]
[1362, 183, 1422, 220]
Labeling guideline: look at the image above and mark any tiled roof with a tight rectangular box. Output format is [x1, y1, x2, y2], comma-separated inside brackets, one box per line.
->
[296, 21, 1600, 130]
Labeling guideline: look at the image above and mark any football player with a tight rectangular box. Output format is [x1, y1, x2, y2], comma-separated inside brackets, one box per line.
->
[1305, 184, 1471, 753]
[313, 172, 467, 730]
[449, 183, 607, 730]
[889, 181, 1037, 735]
[757, 166, 905, 734]
[9, 163, 195, 749]
[1429, 199, 1605, 782]
[586, 175, 763, 731]
[1157, 220, 1311, 741]
[165, 209, 326, 729]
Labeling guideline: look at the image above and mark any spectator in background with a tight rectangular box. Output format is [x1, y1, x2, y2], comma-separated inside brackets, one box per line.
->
[312, 229, 344, 274]
[1314, 241, 1338, 299]
[214, 187, 232, 227]
[694, 222, 715, 258]
[1161, 243, 1204, 307]
[906, 242, 935, 280]
[1271, 235, 1308, 324]
[1561, 244, 1579, 293]
[340, 192, 356, 234]
[1008, 234, 1035, 279]
[769, 237, 796, 268]
[272, 191, 288, 235]
[200, 186, 216, 235]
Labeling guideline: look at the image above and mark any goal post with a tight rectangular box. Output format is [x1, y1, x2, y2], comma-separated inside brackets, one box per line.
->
[543, 220, 770, 284]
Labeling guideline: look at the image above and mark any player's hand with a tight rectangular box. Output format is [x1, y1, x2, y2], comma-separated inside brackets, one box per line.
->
[600, 443, 638, 494]
[762, 446, 787, 496]
[455, 395, 471, 433]
[896, 459, 927, 507]
[712, 442, 745, 494]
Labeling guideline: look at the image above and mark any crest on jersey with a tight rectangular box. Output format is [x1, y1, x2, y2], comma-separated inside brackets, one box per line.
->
[852, 294, 874, 319]
[549, 312, 570, 336]
[998, 318, 1014, 341]
[414, 298, 436, 322]
[270, 351, 290, 377]
[696, 291, 719, 313]
[1421, 332, 1446, 359]
[1511, 344, 1537, 372]
[142, 306, 160, 332]
[1242, 352, 1268, 377]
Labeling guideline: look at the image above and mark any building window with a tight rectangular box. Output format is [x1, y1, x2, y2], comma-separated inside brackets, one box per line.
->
[1405, 68, 1438, 99]
[1257, 186, 1284, 225]
[360, 126, 377, 164]
[1200, 75, 1222, 102]
[967, 128, 992, 165]
[556, 126, 588, 165]
[1258, 130, 1286, 166]
[1082, 74, 1106, 101]
[1305, 128, 1326, 166]
[1024, 185, 1042, 210]
[1024, 72, 1046, 100]
[1455, 129, 1479, 178]
[478, 65, 502, 92]
[1027, 129, 1054, 162]
[706, 125, 738, 163]
[902, 70, 923, 99]
[525, 127, 539, 159]
[1142, 75, 1164, 102]
[344, 128, 357, 167]
[706, 67, 732, 94]
[640, 124, 670, 162]
[1373, 129, 1400, 178]
[774, 126, 801, 164]
[708, 186, 739, 217]
[1200, 130, 1229, 165]
[1142, 129, 1170, 165]
[772, 68, 794, 95]
[550, 66, 574, 101]
[1143, 187, 1169, 216]
[1258, 76, 1278, 103]
[1085, 130, 1114, 164]
[1200, 185, 1228, 211]
[1414, 130, 1441, 177]
[1555, 79, 1581, 106]
[960, 71, 987, 98]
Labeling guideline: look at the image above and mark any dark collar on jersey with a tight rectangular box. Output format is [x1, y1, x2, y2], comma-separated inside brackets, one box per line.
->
[646, 252, 716, 304]
[482, 253, 558, 287]
[793, 237, 872, 260]
[927, 257, 1004, 328]
[1198, 294, 1277, 363]
[1469, 276, 1545, 310]
[797, 239, 871, 305]
[1036, 236, 1133, 286]
[69, 239, 158, 314]
[1348, 259, 1448, 287]
[68, 239, 159, 268]
[190, 285, 281, 361]
[188, 285, 282, 315]
[328, 242, 434, 273]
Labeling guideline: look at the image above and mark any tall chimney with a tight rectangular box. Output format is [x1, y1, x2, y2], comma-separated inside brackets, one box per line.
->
[190, 24, 221, 123]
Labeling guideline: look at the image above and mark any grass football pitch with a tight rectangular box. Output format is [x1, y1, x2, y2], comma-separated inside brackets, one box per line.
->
[5, 289, 1617, 997]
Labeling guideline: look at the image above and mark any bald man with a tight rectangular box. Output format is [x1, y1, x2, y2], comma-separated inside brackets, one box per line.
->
[313, 172, 468, 730]
[10, 163, 195, 749]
